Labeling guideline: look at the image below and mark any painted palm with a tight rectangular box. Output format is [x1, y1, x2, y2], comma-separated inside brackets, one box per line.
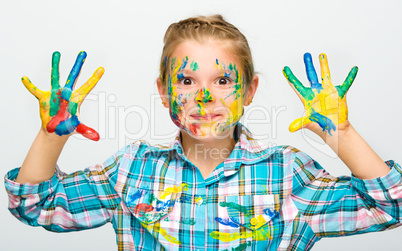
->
[22, 51, 104, 141]
[283, 53, 358, 136]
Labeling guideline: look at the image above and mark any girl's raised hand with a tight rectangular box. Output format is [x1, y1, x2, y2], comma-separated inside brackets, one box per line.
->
[21, 51, 104, 141]
[282, 53, 358, 137]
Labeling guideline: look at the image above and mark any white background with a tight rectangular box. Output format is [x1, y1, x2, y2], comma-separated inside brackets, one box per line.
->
[1, 0, 402, 250]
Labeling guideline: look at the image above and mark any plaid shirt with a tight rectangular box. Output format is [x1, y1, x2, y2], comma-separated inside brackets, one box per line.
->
[5, 123, 402, 250]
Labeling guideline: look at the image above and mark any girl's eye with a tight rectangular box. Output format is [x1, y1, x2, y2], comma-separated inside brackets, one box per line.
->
[180, 78, 193, 85]
[217, 78, 231, 85]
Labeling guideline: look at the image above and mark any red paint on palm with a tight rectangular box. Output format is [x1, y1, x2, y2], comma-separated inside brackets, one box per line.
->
[47, 99, 69, 133]
[76, 123, 100, 141]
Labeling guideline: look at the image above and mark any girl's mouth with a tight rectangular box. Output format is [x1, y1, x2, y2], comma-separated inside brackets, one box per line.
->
[190, 113, 222, 120]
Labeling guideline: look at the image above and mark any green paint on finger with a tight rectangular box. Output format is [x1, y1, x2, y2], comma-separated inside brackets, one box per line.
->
[283, 66, 315, 101]
[49, 90, 60, 116]
[336, 66, 358, 99]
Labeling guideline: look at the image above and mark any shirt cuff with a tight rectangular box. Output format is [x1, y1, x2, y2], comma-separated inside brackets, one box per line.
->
[4, 167, 60, 197]
[351, 160, 402, 193]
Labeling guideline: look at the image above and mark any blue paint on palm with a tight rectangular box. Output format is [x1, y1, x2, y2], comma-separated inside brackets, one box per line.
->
[55, 115, 80, 135]
[304, 53, 322, 92]
[60, 88, 72, 101]
[309, 109, 336, 135]
[214, 217, 239, 228]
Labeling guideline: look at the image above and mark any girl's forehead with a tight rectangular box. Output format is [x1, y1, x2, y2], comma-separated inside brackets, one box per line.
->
[170, 40, 241, 68]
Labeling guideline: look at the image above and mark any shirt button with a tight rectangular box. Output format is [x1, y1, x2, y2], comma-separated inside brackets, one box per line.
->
[250, 217, 258, 226]
[195, 197, 203, 205]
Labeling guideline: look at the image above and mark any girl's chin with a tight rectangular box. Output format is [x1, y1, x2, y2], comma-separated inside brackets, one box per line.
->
[182, 123, 234, 140]
[170, 115, 239, 139]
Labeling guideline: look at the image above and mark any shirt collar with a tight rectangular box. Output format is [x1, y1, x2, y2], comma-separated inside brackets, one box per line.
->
[143, 123, 272, 167]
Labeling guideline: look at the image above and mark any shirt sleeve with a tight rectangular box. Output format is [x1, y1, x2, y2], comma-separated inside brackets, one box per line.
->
[4, 143, 137, 233]
[289, 147, 402, 238]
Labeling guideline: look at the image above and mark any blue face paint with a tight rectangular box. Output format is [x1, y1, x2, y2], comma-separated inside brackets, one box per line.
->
[177, 73, 184, 80]
[178, 56, 189, 72]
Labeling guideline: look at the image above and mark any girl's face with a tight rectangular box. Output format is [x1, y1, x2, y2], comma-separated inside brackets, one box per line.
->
[158, 39, 257, 140]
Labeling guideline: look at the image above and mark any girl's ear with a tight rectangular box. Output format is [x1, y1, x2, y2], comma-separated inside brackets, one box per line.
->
[157, 78, 169, 108]
[244, 75, 259, 106]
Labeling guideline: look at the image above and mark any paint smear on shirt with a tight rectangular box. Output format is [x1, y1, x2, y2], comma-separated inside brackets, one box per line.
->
[160, 183, 189, 200]
[210, 225, 273, 242]
[219, 202, 249, 216]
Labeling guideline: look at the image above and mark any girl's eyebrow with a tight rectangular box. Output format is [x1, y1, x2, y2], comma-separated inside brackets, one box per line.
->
[177, 69, 195, 77]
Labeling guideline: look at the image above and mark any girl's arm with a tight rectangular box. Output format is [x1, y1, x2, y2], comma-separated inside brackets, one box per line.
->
[16, 129, 69, 184]
[5, 51, 124, 232]
[15, 51, 103, 184]
[283, 52, 390, 179]
[323, 124, 390, 179]
[5, 144, 130, 232]
[289, 146, 402, 238]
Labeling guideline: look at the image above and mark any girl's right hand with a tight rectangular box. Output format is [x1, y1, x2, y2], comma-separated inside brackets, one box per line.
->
[22, 51, 104, 141]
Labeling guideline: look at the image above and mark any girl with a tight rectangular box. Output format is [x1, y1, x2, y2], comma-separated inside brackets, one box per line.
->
[5, 15, 402, 250]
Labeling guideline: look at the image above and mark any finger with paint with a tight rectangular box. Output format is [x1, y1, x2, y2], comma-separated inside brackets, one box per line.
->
[283, 52, 358, 135]
[21, 51, 104, 141]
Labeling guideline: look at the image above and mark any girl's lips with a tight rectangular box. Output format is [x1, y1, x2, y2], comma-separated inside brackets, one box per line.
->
[190, 114, 222, 120]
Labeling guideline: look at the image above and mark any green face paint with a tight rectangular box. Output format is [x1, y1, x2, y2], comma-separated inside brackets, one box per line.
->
[166, 56, 247, 138]
[190, 60, 199, 71]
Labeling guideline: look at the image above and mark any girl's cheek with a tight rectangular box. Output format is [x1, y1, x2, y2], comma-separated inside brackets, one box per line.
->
[169, 91, 193, 121]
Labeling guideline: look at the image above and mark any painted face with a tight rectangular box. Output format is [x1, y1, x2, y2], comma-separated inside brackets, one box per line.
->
[164, 40, 247, 139]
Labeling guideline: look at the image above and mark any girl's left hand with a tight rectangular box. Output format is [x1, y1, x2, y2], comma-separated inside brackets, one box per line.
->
[283, 53, 358, 138]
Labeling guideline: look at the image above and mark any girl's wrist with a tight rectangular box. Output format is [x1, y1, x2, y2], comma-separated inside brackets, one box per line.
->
[319, 121, 354, 154]
[39, 126, 70, 144]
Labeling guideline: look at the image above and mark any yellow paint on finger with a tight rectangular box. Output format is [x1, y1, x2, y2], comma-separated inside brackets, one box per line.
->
[39, 92, 52, 128]
[289, 116, 311, 132]
[21, 77, 45, 100]
[73, 67, 105, 103]
[319, 53, 332, 88]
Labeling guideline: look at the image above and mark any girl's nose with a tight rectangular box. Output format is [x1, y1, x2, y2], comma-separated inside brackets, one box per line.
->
[195, 87, 215, 103]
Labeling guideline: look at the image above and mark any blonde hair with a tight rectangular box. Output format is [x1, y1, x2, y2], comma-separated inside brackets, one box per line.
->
[159, 15, 254, 86]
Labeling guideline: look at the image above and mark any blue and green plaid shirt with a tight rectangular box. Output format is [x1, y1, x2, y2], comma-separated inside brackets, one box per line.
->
[5, 123, 402, 250]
